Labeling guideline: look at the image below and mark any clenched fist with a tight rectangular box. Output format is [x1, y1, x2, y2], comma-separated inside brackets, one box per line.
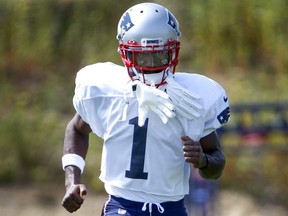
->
[62, 184, 87, 213]
[181, 136, 208, 169]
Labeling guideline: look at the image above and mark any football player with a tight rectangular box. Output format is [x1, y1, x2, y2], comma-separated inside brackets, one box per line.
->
[61, 3, 230, 216]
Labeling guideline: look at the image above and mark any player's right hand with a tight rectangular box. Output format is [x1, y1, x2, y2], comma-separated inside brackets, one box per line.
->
[62, 184, 87, 213]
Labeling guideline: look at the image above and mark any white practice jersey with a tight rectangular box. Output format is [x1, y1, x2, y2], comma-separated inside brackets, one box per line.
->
[73, 62, 230, 202]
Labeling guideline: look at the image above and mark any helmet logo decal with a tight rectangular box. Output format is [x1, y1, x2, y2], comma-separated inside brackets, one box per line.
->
[120, 12, 134, 32]
[167, 12, 180, 36]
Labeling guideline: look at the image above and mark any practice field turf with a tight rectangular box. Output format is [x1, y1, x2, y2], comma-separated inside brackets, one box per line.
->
[0, 186, 287, 216]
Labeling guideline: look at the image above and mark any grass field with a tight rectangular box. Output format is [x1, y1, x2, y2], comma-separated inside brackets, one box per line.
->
[0, 185, 287, 216]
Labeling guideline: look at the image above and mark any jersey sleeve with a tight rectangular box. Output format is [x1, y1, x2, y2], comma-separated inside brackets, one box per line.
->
[202, 85, 230, 137]
[72, 84, 90, 124]
[72, 65, 95, 125]
[71, 62, 131, 137]
[172, 73, 230, 139]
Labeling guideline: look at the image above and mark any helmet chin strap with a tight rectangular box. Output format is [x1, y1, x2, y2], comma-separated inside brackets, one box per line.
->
[130, 67, 171, 86]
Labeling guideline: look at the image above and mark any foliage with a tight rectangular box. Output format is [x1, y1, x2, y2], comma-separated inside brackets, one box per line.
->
[185, 0, 288, 73]
[0, 0, 287, 207]
[0, 91, 64, 183]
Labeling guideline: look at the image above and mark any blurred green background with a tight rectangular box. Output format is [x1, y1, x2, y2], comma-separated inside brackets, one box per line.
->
[0, 0, 287, 213]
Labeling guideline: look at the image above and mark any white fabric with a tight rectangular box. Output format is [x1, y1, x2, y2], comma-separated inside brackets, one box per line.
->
[72, 62, 230, 202]
[142, 202, 165, 216]
[104, 183, 184, 203]
[62, 154, 85, 173]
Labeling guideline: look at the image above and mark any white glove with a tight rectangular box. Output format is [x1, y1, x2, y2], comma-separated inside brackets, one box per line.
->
[133, 81, 176, 127]
[165, 75, 203, 120]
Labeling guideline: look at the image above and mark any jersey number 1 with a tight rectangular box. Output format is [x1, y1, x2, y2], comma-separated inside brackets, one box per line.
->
[125, 117, 148, 180]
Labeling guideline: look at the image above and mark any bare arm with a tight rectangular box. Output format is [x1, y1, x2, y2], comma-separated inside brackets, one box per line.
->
[62, 113, 92, 213]
[182, 131, 226, 179]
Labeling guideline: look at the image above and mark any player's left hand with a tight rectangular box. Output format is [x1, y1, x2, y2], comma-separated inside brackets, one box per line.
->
[181, 136, 207, 168]
[164, 75, 203, 120]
